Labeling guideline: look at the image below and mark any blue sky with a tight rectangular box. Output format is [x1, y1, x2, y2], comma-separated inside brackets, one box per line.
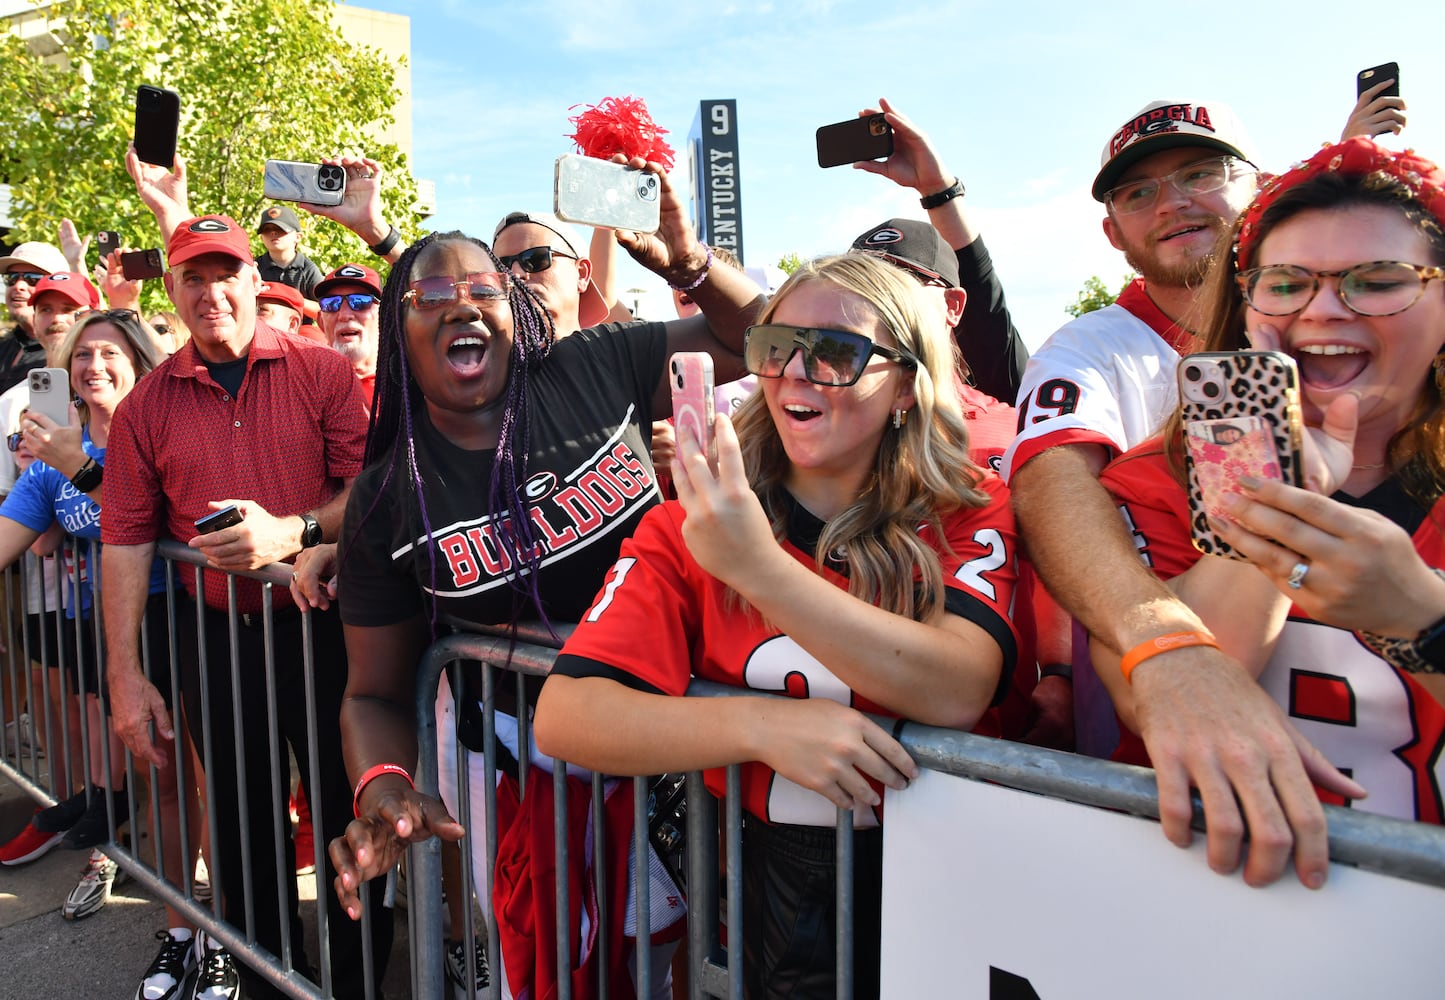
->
[347, 0, 1444, 351]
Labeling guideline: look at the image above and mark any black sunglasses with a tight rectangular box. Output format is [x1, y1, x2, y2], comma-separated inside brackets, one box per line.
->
[318, 293, 380, 313]
[3, 271, 45, 287]
[5, 431, 21, 452]
[744, 324, 918, 387]
[497, 246, 577, 274]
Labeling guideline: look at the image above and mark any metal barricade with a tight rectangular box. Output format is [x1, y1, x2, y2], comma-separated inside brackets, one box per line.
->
[0, 538, 388, 1000]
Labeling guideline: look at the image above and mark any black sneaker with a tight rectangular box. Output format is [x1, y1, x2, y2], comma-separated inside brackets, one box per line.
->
[61, 787, 128, 850]
[136, 929, 196, 1000]
[445, 935, 490, 995]
[187, 932, 240, 1000]
[34, 788, 88, 833]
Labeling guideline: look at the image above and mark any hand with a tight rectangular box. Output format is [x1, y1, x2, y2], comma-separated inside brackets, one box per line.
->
[1019, 673, 1075, 750]
[57, 218, 90, 273]
[96, 248, 143, 311]
[613, 158, 709, 286]
[649, 419, 677, 468]
[671, 413, 781, 590]
[330, 786, 465, 920]
[21, 411, 85, 477]
[187, 499, 302, 570]
[754, 698, 918, 811]
[1341, 78, 1407, 140]
[851, 97, 952, 194]
[109, 666, 173, 768]
[1217, 477, 1445, 637]
[302, 155, 390, 247]
[290, 542, 339, 612]
[1130, 643, 1366, 888]
[125, 145, 191, 238]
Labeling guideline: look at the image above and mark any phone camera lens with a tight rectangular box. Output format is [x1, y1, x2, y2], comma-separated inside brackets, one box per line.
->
[1184, 364, 1201, 383]
[1203, 381, 1222, 399]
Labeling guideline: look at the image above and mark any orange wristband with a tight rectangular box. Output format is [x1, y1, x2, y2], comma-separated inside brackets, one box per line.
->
[1119, 631, 1219, 684]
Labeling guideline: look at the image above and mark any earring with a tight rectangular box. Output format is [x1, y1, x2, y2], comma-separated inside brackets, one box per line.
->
[892, 407, 908, 429]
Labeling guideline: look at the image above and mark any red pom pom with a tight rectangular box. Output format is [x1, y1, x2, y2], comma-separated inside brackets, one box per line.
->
[568, 95, 676, 172]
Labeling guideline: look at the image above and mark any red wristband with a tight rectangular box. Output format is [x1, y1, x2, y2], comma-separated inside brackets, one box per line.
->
[352, 763, 414, 818]
[1119, 631, 1219, 685]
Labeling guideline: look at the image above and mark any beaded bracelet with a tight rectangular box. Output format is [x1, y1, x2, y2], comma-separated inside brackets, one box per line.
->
[1119, 631, 1219, 685]
[668, 244, 714, 292]
[352, 763, 414, 818]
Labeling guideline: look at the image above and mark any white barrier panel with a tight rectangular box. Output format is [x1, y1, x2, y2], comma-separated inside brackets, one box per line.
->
[881, 769, 1445, 999]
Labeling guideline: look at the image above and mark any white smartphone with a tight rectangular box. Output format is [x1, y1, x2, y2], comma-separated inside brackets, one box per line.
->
[263, 159, 346, 207]
[669, 352, 716, 465]
[554, 154, 661, 233]
[27, 368, 73, 426]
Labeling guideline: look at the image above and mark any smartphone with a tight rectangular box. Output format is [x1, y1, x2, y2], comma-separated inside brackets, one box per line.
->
[120, 248, 165, 280]
[263, 159, 346, 207]
[553, 154, 661, 233]
[27, 368, 73, 426]
[816, 114, 893, 169]
[95, 231, 121, 263]
[133, 85, 180, 169]
[1179, 351, 1303, 559]
[1357, 62, 1400, 99]
[669, 352, 716, 465]
[194, 504, 244, 534]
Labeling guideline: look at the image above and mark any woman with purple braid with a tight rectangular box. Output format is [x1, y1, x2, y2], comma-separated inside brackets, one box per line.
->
[292, 153, 763, 997]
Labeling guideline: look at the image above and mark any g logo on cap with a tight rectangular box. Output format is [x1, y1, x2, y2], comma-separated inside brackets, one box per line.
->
[337, 265, 365, 278]
[189, 219, 231, 233]
[864, 228, 903, 246]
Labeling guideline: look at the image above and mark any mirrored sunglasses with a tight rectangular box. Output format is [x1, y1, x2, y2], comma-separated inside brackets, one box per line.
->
[318, 293, 380, 313]
[402, 272, 511, 310]
[744, 323, 917, 387]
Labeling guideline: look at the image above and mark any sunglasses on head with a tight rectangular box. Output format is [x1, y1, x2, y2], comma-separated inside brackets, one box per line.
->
[744, 323, 918, 387]
[318, 293, 380, 313]
[497, 246, 577, 274]
[403, 271, 511, 310]
[3, 271, 45, 287]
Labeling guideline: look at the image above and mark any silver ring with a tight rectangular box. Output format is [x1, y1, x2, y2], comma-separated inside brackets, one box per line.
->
[291, 571, 300, 582]
[1286, 561, 1310, 590]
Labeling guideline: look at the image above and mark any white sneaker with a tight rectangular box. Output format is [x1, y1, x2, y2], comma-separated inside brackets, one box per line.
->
[136, 928, 195, 1000]
[187, 931, 240, 1000]
[62, 848, 119, 920]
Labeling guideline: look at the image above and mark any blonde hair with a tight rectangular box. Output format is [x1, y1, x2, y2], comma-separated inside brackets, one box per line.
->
[56, 310, 165, 427]
[731, 254, 987, 622]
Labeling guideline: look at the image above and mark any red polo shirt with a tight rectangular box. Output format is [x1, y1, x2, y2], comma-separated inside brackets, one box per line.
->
[102, 321, 367, 611]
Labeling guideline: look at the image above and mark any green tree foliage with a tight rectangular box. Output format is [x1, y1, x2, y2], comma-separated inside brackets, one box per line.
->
[0, 0, 418, 308]
[1065, 274, 1133, 318]
[776, 251, 804, 275]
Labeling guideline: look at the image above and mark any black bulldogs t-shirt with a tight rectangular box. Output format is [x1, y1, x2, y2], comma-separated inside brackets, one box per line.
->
[339, 321, 667, 629]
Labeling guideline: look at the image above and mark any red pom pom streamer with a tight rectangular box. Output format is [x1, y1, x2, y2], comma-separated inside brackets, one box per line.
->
[568, 95, 675, 172]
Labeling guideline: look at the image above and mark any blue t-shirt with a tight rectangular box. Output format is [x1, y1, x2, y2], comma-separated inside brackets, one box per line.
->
[0, 428, 169, 616]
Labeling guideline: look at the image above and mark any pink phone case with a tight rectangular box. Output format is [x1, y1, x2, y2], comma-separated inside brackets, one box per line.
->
[1184, 416, 1283, 522]
[669, 352, 716, 463]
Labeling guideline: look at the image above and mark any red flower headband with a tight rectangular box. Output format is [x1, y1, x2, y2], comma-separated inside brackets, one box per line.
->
[1234, 136, 1445, 270]
[567, 95, 676, 172]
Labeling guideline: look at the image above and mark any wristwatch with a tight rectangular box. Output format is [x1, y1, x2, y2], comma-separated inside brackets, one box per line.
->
[298, 512, 323, 549]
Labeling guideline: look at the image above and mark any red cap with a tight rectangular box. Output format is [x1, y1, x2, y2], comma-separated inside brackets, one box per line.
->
[315, 263, 383, 299]
[257, 281, 306, 313]
[165, 215, 252, 267]
[30, 272, 100, 310]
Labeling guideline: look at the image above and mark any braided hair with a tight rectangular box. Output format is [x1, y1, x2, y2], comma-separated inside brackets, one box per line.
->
[353, 230, 558, 631]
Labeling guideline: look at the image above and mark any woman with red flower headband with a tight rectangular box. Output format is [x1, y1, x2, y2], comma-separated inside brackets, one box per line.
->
[1094, 137, 1445, 837]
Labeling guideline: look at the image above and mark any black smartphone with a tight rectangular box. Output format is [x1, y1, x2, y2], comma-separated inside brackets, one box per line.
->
[120, 248, 165, 281]
[194, 504, 243, 534]
[95, 231, 121, 263]
[816, 114, 893, 169]
[134, 85, 181, 168]
[1357, 62, 1400, 99]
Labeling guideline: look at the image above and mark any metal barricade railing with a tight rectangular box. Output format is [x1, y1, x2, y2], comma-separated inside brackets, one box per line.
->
[0, 537, 387, 1000]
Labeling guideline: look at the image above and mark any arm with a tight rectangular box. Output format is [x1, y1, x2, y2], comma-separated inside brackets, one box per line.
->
[535, 674, 916, 812]
[22, 414, 94, 499]
[58, 218, 89, 273]
[187, 479, 354, 571]
[0, 515, 42, 569]
[1013, 443, 1362, 888]
[671, 416, 1003, 728]
[94, 248, 143, 312]
[102, 541, 172, 767]
[852, 97, 1028, 400]
[330, 614, 465, 919]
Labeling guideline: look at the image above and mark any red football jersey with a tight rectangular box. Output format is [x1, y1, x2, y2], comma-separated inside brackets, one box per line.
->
[556, 476, 1021, 828]
[1101, 446, 1445, 825]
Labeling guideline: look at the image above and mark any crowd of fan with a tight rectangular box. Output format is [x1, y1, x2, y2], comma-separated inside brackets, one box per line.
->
[2, 73, 1442, 1000]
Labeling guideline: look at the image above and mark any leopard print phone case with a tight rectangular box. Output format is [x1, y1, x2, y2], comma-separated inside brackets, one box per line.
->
[1179, 351, 1303, 559]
